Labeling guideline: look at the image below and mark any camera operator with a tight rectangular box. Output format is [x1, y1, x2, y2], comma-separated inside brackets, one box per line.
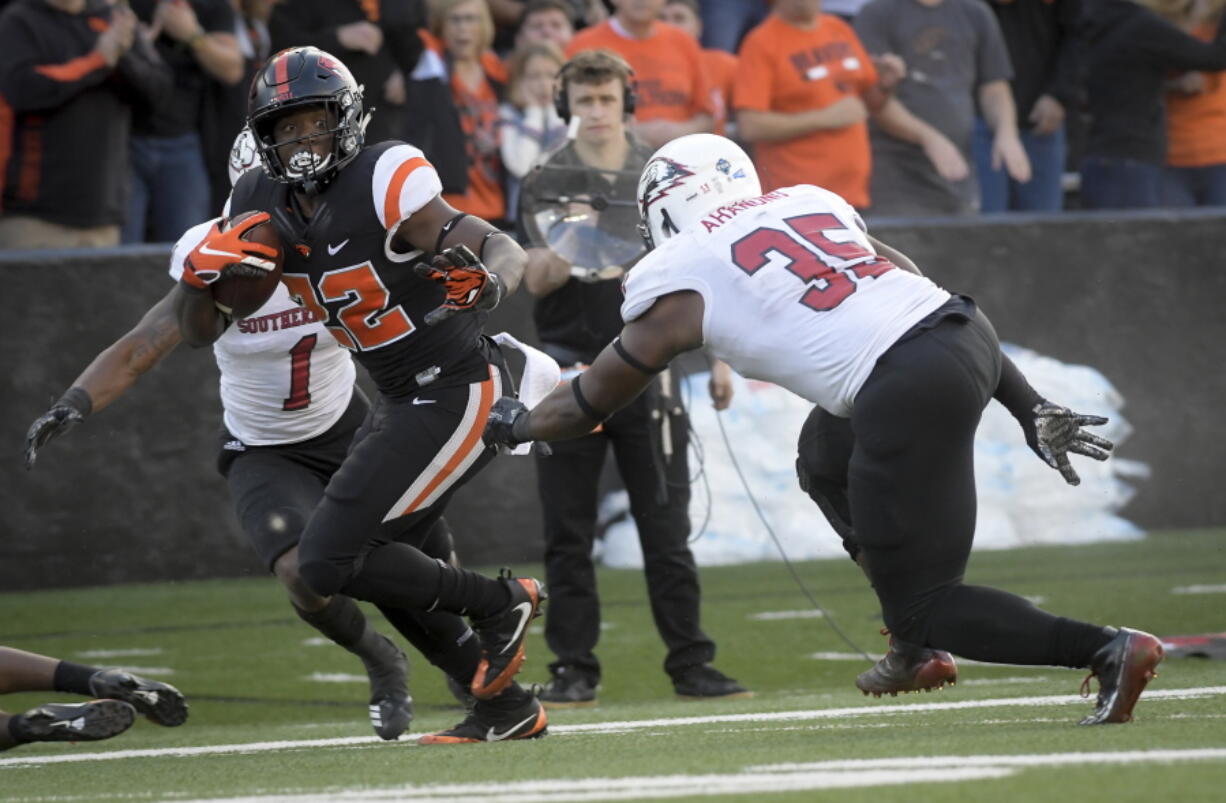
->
[517, 48, 745, 708]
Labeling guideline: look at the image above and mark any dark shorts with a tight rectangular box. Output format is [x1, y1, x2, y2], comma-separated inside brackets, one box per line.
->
[219, 390, 369, 570]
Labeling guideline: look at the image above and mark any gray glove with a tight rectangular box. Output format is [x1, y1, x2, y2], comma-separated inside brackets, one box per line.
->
[25, 387, 92, 470]
[1021, 401, 1114, 486]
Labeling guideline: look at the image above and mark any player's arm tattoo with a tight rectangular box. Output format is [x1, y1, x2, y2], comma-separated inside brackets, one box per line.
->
[73, 288, 184, 415]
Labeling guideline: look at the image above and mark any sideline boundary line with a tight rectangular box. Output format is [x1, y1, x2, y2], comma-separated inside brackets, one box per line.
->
[2, 685, 1223, 768]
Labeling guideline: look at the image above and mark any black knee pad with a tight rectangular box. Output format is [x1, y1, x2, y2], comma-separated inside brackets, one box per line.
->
[796, 457, 860, 561]
[297, 556, 348, 599]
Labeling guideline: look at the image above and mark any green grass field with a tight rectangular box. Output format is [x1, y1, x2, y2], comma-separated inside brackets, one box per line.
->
[2, 529, 1225, 802]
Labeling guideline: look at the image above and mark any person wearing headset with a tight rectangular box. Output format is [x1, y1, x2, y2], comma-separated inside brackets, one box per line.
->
[516, 49, 746, 709]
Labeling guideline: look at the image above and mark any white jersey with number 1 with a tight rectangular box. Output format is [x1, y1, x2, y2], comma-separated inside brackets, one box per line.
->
[169, 221, 356, 446]
[621, 184, 951, 417]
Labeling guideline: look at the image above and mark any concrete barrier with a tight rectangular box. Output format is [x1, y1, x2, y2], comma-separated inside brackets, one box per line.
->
[2, 209, 1223, 590]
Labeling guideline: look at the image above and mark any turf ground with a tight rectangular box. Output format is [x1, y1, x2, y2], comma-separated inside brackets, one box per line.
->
[2, 529, 1224, 802]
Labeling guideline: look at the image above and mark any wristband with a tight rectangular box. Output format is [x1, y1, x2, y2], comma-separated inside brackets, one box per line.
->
[58, 386, 93, 419]
[511, 408, 532, 443]
[186, 30, 207, 48]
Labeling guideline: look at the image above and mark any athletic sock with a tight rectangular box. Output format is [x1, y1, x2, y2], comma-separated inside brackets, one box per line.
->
[926, 584, 1085, 666]
[433, 565, 512, 620]
[293, 595, 369, 650]
[336, 543, 509, 618]
[1053, 617, 1116, 668]
[377, 605, 481, 685]
[53, 660, 98, 696]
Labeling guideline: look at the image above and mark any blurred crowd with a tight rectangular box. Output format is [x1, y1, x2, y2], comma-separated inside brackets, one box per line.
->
[1, 0, 1224, 250]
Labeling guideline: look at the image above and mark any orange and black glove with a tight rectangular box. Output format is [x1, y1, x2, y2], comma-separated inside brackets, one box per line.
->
[415, 245, 504, 326]
[181, 212, 277, 290]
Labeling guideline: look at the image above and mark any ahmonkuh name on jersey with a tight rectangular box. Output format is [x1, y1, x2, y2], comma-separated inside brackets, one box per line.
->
[236, 306, 321, 334]
[701, 190, 788, 232]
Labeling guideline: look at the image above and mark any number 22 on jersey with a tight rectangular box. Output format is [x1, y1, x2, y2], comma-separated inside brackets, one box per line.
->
[281, 263, 415, 351]
[730, 213, 893, 311]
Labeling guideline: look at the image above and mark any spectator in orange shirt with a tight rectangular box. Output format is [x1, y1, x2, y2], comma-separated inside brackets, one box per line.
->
[566, 0, 713, 148]
[734, 0, 922, 209]
[660, 0, 738, 136]
[1164, 0, 1226, 206]
[429, 0, 508, 223]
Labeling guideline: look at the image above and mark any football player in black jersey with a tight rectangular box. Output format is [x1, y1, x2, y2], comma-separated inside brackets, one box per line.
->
[174, 47, 545, 744]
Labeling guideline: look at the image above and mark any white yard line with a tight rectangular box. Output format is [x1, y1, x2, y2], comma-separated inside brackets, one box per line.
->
[74, 649, 164, 659]
[2, 685, 1223, 770]
[169, 748, 1226, 802]
[305, 673, 368, 684]
[750, 610, 825, 621]
[1171, 584, 1226, 594]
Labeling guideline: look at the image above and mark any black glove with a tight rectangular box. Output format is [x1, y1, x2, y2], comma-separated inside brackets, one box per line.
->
[25, 387, 92, 470]
[415, 245, 503, 326]
[484, 396, 536, 453]
[1019, 400, 1114, 486]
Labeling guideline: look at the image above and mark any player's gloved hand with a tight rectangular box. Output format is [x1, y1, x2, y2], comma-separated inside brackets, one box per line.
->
[24, 387, 92, 470]
[415, 245, 503, 326]
[181, 212, 277, 289]
[1020, 400, 1114, 486]
[483, 396, 551, 455]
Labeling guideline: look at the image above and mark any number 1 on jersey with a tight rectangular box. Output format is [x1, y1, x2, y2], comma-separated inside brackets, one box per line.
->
[283, 334, 317, 411]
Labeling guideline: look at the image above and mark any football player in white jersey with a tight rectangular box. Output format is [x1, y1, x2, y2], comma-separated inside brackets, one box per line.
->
[486, 133, 1165, 726]
[22, 130, 442, 743]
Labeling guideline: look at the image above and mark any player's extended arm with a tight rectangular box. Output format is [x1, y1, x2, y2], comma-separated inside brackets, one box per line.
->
[485, 290, 705, 446]
[393, 196, 527, 325]
[866, 234, 922, 276]
[24, 287, 182, 469]
[994, 352, 1114, 486]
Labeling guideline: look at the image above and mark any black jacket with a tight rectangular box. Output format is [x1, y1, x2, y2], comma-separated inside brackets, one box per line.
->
[0, 0, 169, 227]
[269, 0, 425, 146]
[983, 0, 1081, 122]
[1081, 0, 1226, 163]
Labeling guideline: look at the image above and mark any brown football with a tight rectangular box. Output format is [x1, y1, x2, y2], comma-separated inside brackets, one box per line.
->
[210, 210, 285, 319]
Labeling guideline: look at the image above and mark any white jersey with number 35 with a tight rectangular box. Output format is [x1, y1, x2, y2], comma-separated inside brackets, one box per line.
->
[621, 184, 951, 417]
[170, 221, 356, 446]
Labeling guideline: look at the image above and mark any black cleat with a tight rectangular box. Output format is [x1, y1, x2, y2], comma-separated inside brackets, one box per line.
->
[471, 571, 546, 700]
[673, 664, 753, 701]
[12, 700, 136, 743]
[856, 636, 957, 697]
[89, 669, 188, 727]
[1079, 627, 1164, 725]
[539, 666, 598, 709]
[361, 634, 413, 740]
[419, 691, 547, 744]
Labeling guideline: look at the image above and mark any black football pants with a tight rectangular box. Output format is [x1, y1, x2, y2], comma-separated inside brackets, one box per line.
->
[535, 390, 715, 682]
[832, 310, 1110, 667]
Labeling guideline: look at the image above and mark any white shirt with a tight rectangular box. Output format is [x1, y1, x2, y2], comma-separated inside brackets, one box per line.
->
[622, 184, 950, 416]
[170, 221, 356, 445]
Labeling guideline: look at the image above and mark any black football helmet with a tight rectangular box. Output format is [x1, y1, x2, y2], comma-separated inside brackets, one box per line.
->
[247, 47, 370, 194]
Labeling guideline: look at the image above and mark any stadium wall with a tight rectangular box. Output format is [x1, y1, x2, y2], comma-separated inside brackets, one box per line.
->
[2, 210, 1223, 591]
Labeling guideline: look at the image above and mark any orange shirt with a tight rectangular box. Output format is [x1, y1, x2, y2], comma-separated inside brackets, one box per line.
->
[443, 71, 506, 221]
[733, 14, 878, 208]
[704, 48, 739, 136]
[1166, 24, 1226, 168]
[566, 21, 714, 123]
